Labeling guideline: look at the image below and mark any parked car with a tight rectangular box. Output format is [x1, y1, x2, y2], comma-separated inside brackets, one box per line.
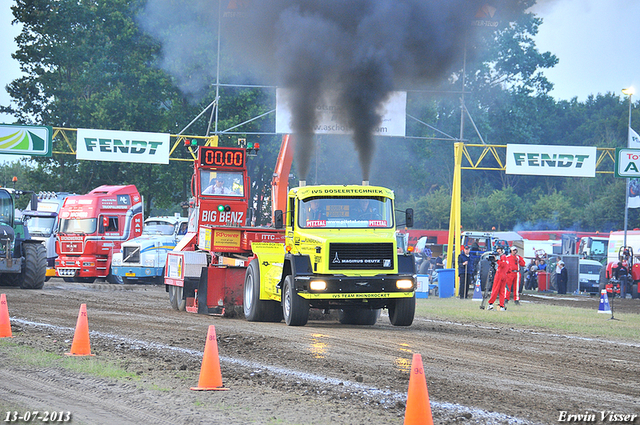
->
[578, 259, 603, 294]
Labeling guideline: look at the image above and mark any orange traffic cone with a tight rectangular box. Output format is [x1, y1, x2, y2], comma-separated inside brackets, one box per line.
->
[404, 353, 433, 425]
[191, 325, 229, 391]
[65, 304, 95, 356]
[0, 294, 13, 338]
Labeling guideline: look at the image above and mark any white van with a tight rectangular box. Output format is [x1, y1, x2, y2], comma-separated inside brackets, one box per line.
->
[578, 259, 602, 294]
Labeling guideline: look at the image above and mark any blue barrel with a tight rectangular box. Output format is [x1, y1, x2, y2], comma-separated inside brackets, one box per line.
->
[435, 269, 455, 298]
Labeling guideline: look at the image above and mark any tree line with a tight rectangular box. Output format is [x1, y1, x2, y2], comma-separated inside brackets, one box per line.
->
[1, 0, 637, 231]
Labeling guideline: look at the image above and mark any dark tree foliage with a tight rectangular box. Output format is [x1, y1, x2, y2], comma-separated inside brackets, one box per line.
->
[2, 0, 638, 231]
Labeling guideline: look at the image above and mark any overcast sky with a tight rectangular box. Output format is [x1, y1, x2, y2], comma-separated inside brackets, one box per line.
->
[1, 0, 639, 124]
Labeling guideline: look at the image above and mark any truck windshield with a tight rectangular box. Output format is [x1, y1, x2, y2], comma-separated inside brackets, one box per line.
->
[200, 170, 244, 197]
[143, 223, 175, 235]
[22, 216, 56, 236]
[0, 191, 13, 226]
[59, 218, 97, 234]
[298, 197, 393, 229]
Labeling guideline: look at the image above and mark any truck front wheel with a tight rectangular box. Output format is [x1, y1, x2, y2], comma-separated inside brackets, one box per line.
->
[282, 275, 309, 326]
[168, 285, 186, 311]
[388, 296, 415, 326]
[243, 259, 282, 322]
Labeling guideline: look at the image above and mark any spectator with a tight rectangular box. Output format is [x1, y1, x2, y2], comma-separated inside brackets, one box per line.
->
[557, 260, 568, 294]
[525, 258, 539, 290]
[435, 254, 444, 269]
[458, 246, 474, 299]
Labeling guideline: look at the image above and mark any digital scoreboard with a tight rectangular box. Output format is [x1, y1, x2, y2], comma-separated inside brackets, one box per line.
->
[199, 147, 245, 169]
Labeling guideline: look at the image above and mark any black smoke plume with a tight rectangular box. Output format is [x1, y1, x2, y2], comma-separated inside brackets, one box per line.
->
[140, 0, 485, 180]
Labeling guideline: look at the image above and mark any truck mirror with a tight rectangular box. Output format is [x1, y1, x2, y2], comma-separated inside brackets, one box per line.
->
[246, 207, 254, 227]
[405, 208, 414, 228]
[274, 210, 284, 229]
[30, 193, 38, 211]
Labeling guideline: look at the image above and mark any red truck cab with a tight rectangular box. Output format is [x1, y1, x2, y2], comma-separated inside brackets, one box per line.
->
[55, 185, 143, 283]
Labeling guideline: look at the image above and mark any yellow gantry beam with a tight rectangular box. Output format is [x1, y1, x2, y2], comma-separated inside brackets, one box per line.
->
[50, 128, 219, 161]
[447, 143, 616, 296]
[460, 143, 616, 173]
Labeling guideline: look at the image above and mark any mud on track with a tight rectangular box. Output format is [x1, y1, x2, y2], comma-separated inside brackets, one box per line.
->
[1, 280, 639, 425]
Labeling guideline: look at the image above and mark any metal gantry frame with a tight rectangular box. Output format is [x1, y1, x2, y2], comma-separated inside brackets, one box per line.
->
[446, 142, 617, 295]
[50, 127, 219, 162]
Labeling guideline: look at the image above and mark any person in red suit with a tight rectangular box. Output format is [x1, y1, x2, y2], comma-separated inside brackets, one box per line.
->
[504, 246, 526, 305]
[487, 247, 508, 311]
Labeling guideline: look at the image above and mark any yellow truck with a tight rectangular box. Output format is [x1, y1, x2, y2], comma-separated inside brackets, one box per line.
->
[245, 184, 416, 326]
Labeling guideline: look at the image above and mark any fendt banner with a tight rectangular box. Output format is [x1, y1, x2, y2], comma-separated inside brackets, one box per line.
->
[76, 128, 170, 164]
[505, 144, 597, 177]
[275, 88, 407, 137]
[0, 124, 52, 157]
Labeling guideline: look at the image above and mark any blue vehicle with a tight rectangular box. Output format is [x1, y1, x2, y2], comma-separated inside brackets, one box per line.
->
[111, 215, 188, 284]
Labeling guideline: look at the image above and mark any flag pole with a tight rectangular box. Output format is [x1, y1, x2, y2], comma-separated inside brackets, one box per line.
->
[623, 87, 634, 248]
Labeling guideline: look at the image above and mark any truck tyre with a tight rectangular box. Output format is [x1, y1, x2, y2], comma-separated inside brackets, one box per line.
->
[168, 285, 186, 311]
[19, 243, 47, 289]
[243, 259, 282, 322]
[388, 296, 415, 326]
[338, 308, 380, 325]
[106, 272, 123, 284]
[632, 283, 639, 299]
[282, 275, 309, 326]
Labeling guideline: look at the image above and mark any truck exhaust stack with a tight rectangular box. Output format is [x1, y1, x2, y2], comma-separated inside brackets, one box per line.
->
[362, 180, 369, 186]
[299, 180, 306, 187]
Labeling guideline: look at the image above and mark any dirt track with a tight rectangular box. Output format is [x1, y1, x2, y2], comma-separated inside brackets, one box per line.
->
[1, 279, 639, 425]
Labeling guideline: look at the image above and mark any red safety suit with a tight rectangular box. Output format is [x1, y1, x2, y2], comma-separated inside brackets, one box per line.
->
[505, 253, 526, 302]
[488, 254, 509, 307]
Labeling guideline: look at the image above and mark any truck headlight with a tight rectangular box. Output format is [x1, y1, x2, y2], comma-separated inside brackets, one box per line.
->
[396, 279, 414, 290]
[310, 280, 327, 291]
[144, 259, 155, 266]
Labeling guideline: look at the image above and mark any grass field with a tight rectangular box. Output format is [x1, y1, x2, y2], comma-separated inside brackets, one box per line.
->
[415, 296, 640, 342]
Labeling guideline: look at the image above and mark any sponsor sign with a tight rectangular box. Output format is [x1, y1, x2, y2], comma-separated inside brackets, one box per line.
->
[76, 128, 170, 164]
[198, 227, 212, 251]
[213, 229, 241, 249]
[0, 124, 52, 156]
[275, 88, 406, 137]
[505, 144, 597, 177]
[615, 148, 640, 178]
[166, 253, 183, 279]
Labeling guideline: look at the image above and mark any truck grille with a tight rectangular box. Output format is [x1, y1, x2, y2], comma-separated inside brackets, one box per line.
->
[328, 243, 394, 270]
[61, 240, 83, 254]
[122, 246, 141, 263]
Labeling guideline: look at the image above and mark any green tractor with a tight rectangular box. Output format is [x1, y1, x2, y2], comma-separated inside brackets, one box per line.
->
[0, 188, 47, 289]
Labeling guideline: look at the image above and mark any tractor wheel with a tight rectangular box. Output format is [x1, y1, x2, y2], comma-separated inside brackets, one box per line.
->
[282, 275, 309, 326]
[388, 296, 416, 326]
[0, 274, 21, 286]
[168, 284, 186, 311]
[338, 308, 381, 325]
[19, 243, 47, 289]
[243, 259, 282, 322]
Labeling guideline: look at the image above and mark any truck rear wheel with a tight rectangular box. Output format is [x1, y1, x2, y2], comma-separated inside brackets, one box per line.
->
[168, 285, 186, 311]
[388, 296, 415, 326]
[338, 308, 380, 325]
[282, 275, 309, 326]
[19, 243, 47, 289]
[243, 259, 282, 322]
